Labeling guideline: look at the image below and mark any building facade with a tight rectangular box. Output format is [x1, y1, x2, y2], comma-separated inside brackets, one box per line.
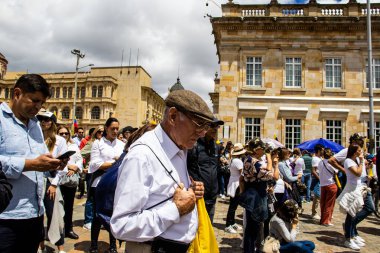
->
[210, 0, 380, 150]
[0, 62, 165, 131]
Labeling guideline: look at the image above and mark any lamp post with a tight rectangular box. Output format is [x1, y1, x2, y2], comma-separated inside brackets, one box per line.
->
[367, 0, 375, 153]
[71, 49, 93, 132]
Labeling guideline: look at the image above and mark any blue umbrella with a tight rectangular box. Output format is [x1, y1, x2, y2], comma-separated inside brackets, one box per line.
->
[295, 138, 344, 153]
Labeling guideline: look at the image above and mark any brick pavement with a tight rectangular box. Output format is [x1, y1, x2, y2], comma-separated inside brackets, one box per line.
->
[44, 195, 380, 253]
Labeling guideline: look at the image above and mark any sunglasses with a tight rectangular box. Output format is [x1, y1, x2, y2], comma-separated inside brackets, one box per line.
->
[97, 131, 103, 134]
[59, 132, 70, 136]
[39, 116, 52, 122]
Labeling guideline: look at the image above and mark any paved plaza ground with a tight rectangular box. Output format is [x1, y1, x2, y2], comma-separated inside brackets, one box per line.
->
[44, 195, 380, 253]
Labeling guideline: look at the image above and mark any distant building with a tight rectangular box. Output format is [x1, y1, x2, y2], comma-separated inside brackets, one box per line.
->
[0, 57, 165, 131]
[210, 0, 380, 150]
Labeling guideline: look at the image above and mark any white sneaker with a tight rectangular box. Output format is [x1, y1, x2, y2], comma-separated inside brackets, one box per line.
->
[353, 237, 365, 247]
[83, 222, 92, 230]
[225, 225, 238, 234]
[58, 251, 67, 253]
[344, 239, 361, 250]
[38, 248, 47, 253]
[312, 214, 321, 220]
[321, 223, 334, 227]
[232, 223, 243, 231]
[355, 235, 365, 243]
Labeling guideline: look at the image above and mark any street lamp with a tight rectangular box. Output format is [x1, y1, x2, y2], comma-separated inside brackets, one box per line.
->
[71, 49, 93, 131]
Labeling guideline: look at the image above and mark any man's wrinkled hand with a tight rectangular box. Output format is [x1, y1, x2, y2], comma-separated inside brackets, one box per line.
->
[190, 177, 204, 200]
[173, 183, 196, 216]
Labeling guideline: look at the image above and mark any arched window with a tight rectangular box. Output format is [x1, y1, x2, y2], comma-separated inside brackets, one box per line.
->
[5, 88, 9, 99]
[76, 107, 83, 119]
[50, 106, 58, 116]
[81, 87, 86, 98]
[92, 86, 97, 98]
[62, 87, 67, 98]
[55, 87, 60, 98]
[97, 86, 103, 97]
[68, 87, 72, 98]
[91, 106, 100, 119]
[62, 107, 70, 119]
[76, 87, 80, 99]
[50, 87, 55, 97]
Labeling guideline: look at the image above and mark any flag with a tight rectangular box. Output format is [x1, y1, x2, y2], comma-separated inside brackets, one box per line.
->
[72, 118, 79, 135]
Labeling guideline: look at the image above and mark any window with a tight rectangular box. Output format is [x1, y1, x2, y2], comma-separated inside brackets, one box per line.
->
[81, 87, 86, 98]
[98, 86, 103, 97]
[285, 57, 302, 87]
[246, 57, 262, 86]
[366, 59, 380, 89]
[245, 118, 261, 144]
[62, 107, 70, 119]
[55, 87, 60, 98]
[10, 88, 13, 99]
[285, 119, 301, 150]
[62, 87, 67, 98]
[50, 87, 55, 97]
[111, 88, 114, 98]
[325, 58, 342, 88]
[50, 106, 58, 116]
[76, 87, 80, 99]
[5, 88, 9, 99]
[68, 87, 72, 98]
[91, 106, 100, 119]
[326, 120, 342, 145]
[92, 86, 97, 97]
[375, 122, 380, 151]
[76, 107, 83, 119]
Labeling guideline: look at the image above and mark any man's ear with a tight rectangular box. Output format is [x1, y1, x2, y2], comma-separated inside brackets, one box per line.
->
[13, 88, 22, 99]
[167, 107, 178, 126]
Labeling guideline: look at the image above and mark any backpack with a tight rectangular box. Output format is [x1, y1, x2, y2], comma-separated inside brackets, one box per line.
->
[95, 151, 127, 231]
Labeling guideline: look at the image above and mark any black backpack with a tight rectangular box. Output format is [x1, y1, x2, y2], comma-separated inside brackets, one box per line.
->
[0, 164, 12, 214]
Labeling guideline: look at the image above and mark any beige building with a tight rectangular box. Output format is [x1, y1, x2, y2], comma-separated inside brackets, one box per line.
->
[210, 0, 380, 150]
[0, 58, 165, 131]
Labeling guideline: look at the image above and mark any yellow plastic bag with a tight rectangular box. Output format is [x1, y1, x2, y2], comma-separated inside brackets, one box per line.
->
[188, 198, 220, 253]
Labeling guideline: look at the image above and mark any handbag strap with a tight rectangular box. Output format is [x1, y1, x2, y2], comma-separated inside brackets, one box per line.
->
[321, 160, 335, 176]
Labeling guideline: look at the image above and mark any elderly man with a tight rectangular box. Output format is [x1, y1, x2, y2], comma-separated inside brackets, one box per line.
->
[0, 74, 67, 253]
[111, 90, 210, 253]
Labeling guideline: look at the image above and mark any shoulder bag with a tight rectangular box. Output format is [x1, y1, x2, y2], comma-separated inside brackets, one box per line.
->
[60, 172, 80, 188]
[321, 160, 342, 194]
[260, 235, 280, 253]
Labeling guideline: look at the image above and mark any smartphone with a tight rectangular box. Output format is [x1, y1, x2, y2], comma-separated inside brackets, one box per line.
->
[57, 150, 76, 160]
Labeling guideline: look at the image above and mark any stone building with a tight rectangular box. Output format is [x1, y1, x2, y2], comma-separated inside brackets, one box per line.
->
[210, 0, 380, 150]
[0, 61, 165, 131]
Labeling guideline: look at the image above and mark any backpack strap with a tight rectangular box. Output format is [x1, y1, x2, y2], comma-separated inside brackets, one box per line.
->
[130, 143, 180, 210]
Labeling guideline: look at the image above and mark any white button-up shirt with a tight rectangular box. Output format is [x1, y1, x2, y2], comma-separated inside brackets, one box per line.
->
[89, 137, 124, 187]
[111, 124, 198, 243]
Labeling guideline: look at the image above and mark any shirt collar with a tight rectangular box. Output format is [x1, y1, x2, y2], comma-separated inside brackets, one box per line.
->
[154, 124, 181, 160]
[1, 102, 39, 127]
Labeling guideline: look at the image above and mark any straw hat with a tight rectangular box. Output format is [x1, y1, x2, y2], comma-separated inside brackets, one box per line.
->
[231, 143, 246, 156]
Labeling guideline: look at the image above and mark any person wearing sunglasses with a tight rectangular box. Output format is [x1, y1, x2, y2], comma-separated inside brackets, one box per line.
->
[57, 125, 83, 240]
[36, 109, 68, 253]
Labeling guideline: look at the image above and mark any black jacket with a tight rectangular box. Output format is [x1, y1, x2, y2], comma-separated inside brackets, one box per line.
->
[187, 138, 220, 203]
[0, 167, 12, 214]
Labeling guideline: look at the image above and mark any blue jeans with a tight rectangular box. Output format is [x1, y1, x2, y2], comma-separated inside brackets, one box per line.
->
[303, 173, 312, 201]
[244, 209, 260, 253]
[84, 196, 94, 224]
[310, 177, 320, 198]
[218, 173, 225, 195]
[344, 191, 375, 239]
[280, 240, 315, 253]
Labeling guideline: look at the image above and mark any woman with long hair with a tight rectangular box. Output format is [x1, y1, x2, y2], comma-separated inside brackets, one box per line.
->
[318, 148, 338, 227]
[224, 143, 246, 234]
[88, 118, 124, 253]
[81, 125, 104, 230]
[37, 110, 68, 253]
[239, 138, 279, 253]
[337, 143, 372, 250]
[57, 125, 83, 240]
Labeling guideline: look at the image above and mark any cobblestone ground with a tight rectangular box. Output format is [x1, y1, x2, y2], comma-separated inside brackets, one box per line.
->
[44, 195, 380, 253]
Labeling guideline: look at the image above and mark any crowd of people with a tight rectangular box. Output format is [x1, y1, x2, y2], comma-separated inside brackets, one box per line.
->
[0, 73, 379, 253]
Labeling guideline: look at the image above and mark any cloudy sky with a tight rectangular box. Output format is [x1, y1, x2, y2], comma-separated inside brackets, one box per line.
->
[0, 0, 378, 103]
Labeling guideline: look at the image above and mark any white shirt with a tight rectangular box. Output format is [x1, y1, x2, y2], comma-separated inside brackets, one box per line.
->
[293, 157, 305, 175]
[66, 142, 84, 172]
[344, 158, 362, 186]
[319, 158, 338, 187]
[51, 135, 68, 186]
[111, 124, 198, 243]
[312, 156, 322, 175]
[89, 137, 124, 187]
[334, 148, 367, 183]
[227, 158, 243, 197]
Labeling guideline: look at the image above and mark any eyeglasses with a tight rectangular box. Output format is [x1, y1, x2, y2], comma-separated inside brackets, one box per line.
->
[78, 132, 84, 134]
[59, 132, 69, 136]
[182, 112, 211, 133]
[39, 117, 52, 122]
[96, 131, 103, 134]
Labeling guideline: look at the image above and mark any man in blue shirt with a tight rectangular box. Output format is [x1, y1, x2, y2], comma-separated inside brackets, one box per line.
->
[0, 74, 67, 253]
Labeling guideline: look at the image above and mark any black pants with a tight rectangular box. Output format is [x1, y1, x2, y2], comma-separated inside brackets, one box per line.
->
[204, 197, 217, 223]
[0, 216, 44, 253]
[90, 187, 116, 249]
[44, 181, 65, 246]
[60, 185, 77, 232]
[226, 187, 240, 227]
